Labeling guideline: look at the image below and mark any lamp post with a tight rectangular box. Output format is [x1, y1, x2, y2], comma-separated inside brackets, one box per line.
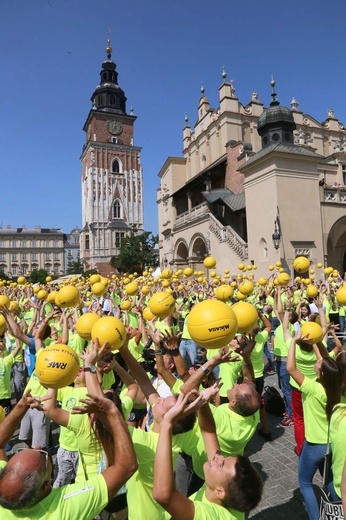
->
[272, 218, 281, 251]
[164, 255, 168, 268]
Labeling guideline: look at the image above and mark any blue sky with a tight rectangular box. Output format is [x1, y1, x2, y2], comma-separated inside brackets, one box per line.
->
[1, 0, 346, 236]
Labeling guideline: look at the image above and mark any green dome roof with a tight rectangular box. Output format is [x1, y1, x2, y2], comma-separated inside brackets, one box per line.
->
[258, 104, 295, 131]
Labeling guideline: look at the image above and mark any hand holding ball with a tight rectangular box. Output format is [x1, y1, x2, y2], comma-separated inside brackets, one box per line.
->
[91, 316, 126, 350]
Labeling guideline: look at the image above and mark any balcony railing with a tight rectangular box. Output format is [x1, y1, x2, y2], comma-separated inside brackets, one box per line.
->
[322, 186, 346, 204]
[175, 202, 209, 227]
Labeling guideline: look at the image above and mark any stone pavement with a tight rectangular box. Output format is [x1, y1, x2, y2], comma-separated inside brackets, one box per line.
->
[247, 371, 322, 519]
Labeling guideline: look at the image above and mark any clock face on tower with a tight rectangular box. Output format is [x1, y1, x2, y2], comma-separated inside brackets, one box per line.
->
[107, 120, 123, 135]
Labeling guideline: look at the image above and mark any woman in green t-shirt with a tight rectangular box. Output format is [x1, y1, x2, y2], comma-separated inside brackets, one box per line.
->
[287, 335, 341, 520]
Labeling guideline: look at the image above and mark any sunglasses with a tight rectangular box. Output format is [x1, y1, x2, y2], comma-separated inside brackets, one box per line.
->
[17, 448, 53, 482]
[17, 448, 48, 469]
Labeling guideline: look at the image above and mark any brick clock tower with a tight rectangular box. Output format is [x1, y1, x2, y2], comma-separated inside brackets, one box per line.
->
[80, 39, 143, 275]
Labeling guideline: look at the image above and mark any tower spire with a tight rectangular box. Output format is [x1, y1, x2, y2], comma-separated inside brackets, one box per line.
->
[106, 35, 112, 60]
[270, 77, 279, 107]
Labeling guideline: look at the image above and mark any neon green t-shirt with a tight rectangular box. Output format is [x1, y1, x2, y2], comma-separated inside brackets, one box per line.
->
[128, 336, 144, 360]
[185, 405, 259, 480]
[24, 350, 49, 397]
[101, 370, 115, 390]
[300, 377, 328, 443]
[67, 413, 103, 482]
[0, 354, 14, 399]
[68, 332, 86, 363]
[273, 324, 294, 357]
[250, 330, 269, 378]
[191, 483, 244, 520]
[289, 346, 317, 390]
[57, 386, 88, 451]
[0, 462, 108, 520]
[330, 404, 346, 498]
[218, 355, 243, 398]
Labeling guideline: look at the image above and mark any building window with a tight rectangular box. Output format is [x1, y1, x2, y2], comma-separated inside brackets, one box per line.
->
[12, 253, 17, 261]
[46, 240, 50, 248]
[45, 253, 50, 261]
[110, 95, 116, 105]
[112, 157, 122, 173]
[22, 240, 26, 248]
[32, 253, 37, 261]
[85, 235, 90, 250]
[12, 266, 17, 275]
[54, 253, 59, 261]
[115, 232, 125, 248]
[22, 253, 27, 261]
[32, 240, 36, 248]
[0, 254, 5, 261]
[114, 200, 121, 219]
[54, 240, 59, 247]
[12, 241, 16, 248]
[0, 241, 4, 248]
[112, 137, 118, 144]
[22, 266, 27, 275]
[54, 265, 59, 275]
[342, 165, 346, 185]
[98, 95, 103, 105]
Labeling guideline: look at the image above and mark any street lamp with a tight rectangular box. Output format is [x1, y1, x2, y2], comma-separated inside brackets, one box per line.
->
[272, 218, 281, 251]
[164, 256, 168, 268]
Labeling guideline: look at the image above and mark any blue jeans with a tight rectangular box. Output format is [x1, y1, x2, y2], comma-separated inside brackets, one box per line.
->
[276, 359, 293, 419]
[179, 339, 198, 367]
[298, 440, 326, 520]
[264, 342, 274, 369]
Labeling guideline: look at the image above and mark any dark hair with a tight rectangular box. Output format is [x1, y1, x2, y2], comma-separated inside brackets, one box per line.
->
[42, 325, 51, 340]
[320, 357, 341, 421]
[222, 455, 263, 512]
[91, 391, 124, 466]
[300, 303, 311, 317]
[234, 387, 261, 417]
[98, 352, 115, 366]
[167, 394, 197, 435]
[336, 351, 346, 396]
[289, 310, 299, 324]
[0, 459, 46, 509]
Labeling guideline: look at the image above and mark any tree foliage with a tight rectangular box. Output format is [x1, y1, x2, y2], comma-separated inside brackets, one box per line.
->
[29, 269, 49, 284]
[110, 227, 158, 274]
[66, 257, 84, 275]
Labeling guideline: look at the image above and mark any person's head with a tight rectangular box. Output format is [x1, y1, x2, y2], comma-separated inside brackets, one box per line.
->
[203, 451, 263, 512]
[0, 448, 53, 510]
[32, 323, 51, 341]
[300, 303, 311, 318]
[314, 356, 341, 420]
[73, 365, 86, 386]
[151, 394, 196, 434]
[289, 310, 299, 325]
[97, 352, 115, 373]
[227, 382, 261, 417]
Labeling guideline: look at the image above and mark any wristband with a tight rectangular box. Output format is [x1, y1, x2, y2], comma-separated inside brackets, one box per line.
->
[155, 350, 163, 356]
[200, 365, 211, 375]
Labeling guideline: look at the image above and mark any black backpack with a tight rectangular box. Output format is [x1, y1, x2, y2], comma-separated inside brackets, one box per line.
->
[263, 385, 285, 417]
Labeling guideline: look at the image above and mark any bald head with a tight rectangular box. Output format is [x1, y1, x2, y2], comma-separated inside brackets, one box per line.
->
[0, 450, 50, 510]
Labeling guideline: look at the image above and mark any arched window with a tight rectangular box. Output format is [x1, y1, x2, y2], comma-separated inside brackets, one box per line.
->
[110, 95, 116, 105]
[98, 95, 104, 106]
[112, 159, 120, 173]
[114, 200, 121, 219]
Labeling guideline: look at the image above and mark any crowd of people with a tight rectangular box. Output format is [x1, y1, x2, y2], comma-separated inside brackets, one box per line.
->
[0, 270, 345, 520]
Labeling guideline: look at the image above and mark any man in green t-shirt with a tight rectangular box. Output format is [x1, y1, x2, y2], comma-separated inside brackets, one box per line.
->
[153, 391, 263, 519]
[0, 391, 137, 519]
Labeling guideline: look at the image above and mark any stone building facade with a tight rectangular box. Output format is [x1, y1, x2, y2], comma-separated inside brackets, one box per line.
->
[157, 74, 346, 277]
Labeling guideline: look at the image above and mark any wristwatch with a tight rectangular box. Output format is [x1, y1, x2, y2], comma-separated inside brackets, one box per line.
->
[84, 365, 97, 373]
[200, 365, 211, 376]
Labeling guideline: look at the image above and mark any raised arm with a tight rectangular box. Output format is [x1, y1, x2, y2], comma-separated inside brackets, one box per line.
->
[43, 387, 70, 427]
[119, 339, 158, 406]
[153, 394, 198, 520]
[287, 337, 304, 386]
[0, 306, 31, 346]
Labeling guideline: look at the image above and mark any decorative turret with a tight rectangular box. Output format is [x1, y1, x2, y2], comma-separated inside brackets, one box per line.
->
[90, 38, 127, 115]
[257, 79, 296, 148]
